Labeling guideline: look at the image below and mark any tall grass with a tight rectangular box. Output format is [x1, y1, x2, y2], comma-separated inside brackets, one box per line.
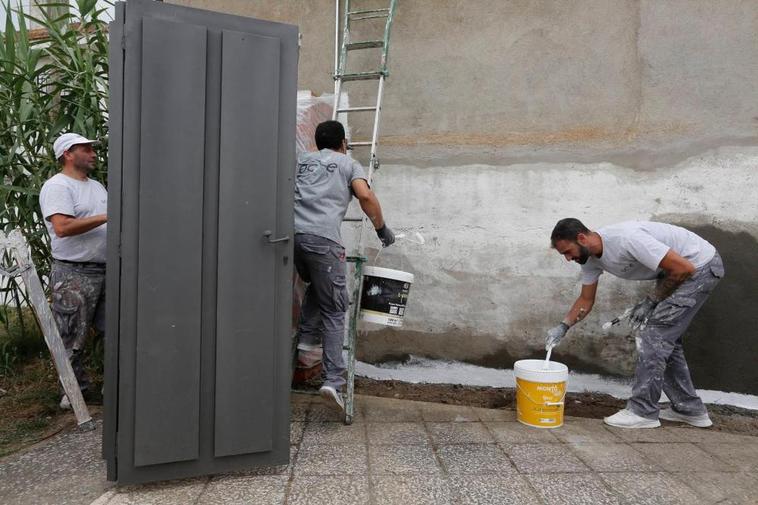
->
[0, 0, 110, 343]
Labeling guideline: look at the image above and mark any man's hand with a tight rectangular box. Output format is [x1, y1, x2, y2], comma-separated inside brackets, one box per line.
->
[376, 225, 395, 247]
[629, 296, 657, 330]
[545, 322, 569, 350]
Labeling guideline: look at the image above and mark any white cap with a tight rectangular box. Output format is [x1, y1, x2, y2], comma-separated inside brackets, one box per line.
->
[53, 133, 98, 159]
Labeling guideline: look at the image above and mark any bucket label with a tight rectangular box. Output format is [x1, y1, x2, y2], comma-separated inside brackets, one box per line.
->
[360, 276, 411, 320]
[515, 377, 566, 429]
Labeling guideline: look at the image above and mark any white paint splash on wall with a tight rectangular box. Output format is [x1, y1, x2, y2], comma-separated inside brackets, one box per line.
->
[356, 356, 758, 411]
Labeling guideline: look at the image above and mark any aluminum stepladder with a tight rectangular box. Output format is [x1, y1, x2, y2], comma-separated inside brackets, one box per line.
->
[333, 0, 398, 424]
[0, 229, 95, 430]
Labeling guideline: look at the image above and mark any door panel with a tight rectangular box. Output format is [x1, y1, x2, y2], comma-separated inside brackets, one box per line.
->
[214, 29, 281, 458]
[133, 16, 207, 468]
[106, 0, 297, 484]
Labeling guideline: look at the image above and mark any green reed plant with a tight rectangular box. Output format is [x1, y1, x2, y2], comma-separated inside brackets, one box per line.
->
[0, 0, 110, 340]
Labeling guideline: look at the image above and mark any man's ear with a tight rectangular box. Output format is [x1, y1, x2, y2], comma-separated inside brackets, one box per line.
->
[576, 233, 589, 246]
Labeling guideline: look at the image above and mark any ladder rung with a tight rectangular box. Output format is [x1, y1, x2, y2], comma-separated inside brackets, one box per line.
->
[346, 40, 384, 50]
[348, 141, 372, 147]
[336, 71, 384, 82]
[337, 106, 378, 113]
[348, 8, 390, 20]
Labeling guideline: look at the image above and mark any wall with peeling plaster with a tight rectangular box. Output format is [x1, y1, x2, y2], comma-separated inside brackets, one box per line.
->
[170, 0, 758, 393]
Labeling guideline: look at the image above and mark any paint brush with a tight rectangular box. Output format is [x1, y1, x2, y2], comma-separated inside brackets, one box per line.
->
[602, 307, 633, 331]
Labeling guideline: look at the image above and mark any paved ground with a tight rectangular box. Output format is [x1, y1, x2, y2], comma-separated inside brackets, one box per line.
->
[1, 393, 757, 504]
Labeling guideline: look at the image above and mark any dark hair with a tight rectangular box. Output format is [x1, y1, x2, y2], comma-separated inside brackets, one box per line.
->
[550, 218, 590, 246]
[315, 120, 345, 150]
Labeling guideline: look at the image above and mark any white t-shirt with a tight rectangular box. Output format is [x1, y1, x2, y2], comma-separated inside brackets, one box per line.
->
[39, 173, 108, 263]
[580, 221, 716, 285]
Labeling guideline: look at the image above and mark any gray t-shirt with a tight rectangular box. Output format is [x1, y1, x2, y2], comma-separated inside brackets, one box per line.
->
[39, 173, 108, 263]
[294, 149, 367, 245]
[580, 221, 716, 284]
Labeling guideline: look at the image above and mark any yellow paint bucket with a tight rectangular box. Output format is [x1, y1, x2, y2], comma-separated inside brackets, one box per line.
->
[514, 359, 568, 428]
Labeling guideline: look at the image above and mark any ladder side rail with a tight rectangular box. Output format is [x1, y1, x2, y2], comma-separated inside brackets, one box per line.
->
[2, 230, 94, 429]
[380, 0, 398, 74]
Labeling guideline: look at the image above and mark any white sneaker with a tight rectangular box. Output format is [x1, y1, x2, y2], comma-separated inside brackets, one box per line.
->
[59, 394, 71, 410]
[604, 409, 661, 429]
[319, 386, 344, 412]
[659, 407, 712, 428]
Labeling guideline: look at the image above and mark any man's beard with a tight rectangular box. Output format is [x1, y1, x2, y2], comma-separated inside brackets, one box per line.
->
[74, 158, 94, 173]
[575, 245, 591, 264]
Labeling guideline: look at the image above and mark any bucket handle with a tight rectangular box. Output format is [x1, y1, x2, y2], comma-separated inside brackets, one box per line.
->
[516, 382, 567, 407]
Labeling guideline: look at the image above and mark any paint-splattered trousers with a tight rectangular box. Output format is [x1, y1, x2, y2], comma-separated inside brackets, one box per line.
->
[50, 259, 106, 392]
[294, 234, 348, 390]
[627, 252, 724, 419]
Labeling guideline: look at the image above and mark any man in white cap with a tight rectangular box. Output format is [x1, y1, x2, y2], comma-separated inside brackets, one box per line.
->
[39, 133, 107, 409]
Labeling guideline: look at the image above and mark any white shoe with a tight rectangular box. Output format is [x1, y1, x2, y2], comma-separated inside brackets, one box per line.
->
[604, 409, 661, 429]
[659, 407, 712, 428]
[319, 386, 344, 412]
[59, 394, 71, 410]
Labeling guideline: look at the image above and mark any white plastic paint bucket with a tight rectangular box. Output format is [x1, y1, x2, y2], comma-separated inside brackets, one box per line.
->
[514, 359, 569, 428]
[360, 266, 414, 327]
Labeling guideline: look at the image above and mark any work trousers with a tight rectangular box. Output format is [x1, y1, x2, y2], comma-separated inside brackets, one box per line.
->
[294, 234, 348, 390]
[627, 252, 724, 419]
[50, 260, 106, 392]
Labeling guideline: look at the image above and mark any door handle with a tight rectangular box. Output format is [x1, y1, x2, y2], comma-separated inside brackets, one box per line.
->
[263, 230, 290, 244]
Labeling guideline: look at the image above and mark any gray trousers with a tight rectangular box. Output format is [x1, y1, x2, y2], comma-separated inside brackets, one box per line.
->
[627, 252, 724, 419]
[294, 234, 348, 390]
[50, 260, 106, 392]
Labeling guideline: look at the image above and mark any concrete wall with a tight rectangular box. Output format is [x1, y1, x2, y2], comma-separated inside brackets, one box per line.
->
[170, 0, 758, 394]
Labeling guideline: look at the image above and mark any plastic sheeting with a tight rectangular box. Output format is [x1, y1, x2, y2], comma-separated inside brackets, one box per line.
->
[296, 91, 334, 156]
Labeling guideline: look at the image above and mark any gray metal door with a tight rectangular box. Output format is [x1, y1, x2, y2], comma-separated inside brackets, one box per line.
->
[104, 0, 297, 484]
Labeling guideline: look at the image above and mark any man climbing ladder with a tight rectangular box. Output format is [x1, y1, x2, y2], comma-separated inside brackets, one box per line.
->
[294, 120, 394, 411]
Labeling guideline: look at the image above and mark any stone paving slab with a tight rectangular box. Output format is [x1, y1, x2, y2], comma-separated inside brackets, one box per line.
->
[605, 425, 688, 443]
[196, 474, 287, 505]
[697, 441, 758, 471]
[287, 475, 369, 505]
[449, 474, 541, 505]
[436, 443, 516, 474]
[527, 473, 621, 505]
[301, 421, 366, 446]
[108, 479, 207, 505]
[2, 393, 757, 505]
[631, 442, 736, 472]
[427, 421, 496, 444]
[503, 443, 590, 473]
[372, 474, 454, 505]
[367, 421, 429, 445]
[679, 471, 758, 504]
[419, 402, 479, 422]
[368, 443, 441, 475]
[598, 472, 702, 505]
[568, 442, 661, 472]
[551, 418, 624, 444]
[293, 443, 368, 476]
[471, 406, 517, 422]
[485, 420, 561, 444]
[0, 420, 112, 505]
[360, 397, 424, 422]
